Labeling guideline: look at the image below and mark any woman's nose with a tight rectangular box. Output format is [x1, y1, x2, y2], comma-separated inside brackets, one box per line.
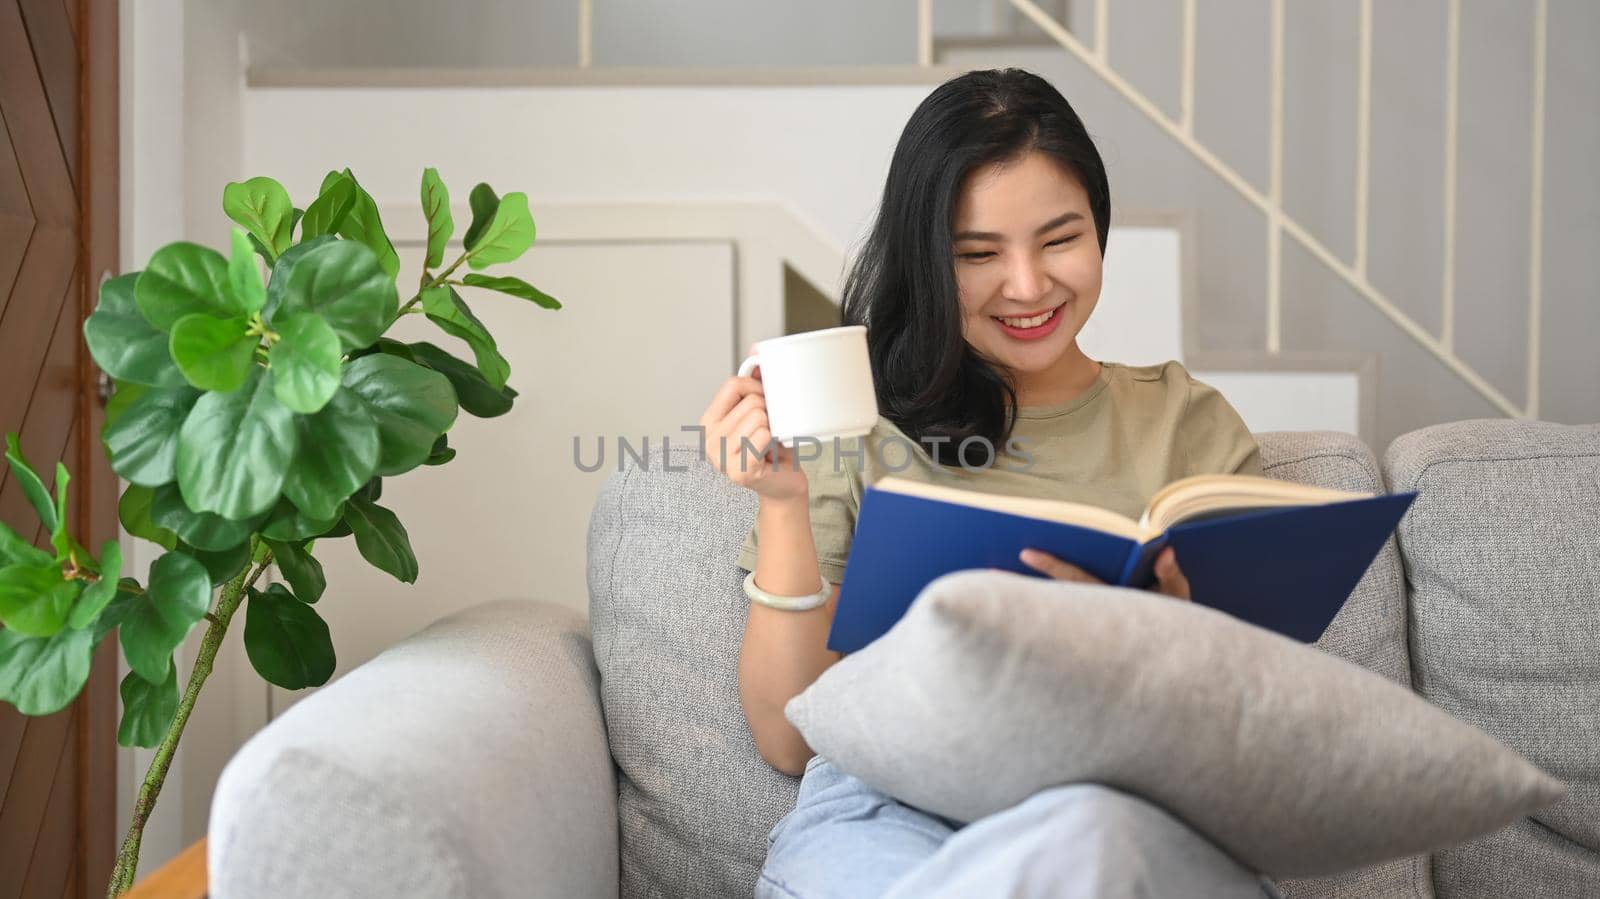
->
[1001, 253, 1049, 304]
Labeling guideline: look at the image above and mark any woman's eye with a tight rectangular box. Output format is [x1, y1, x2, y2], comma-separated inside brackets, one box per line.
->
[958, 251, 995, 261]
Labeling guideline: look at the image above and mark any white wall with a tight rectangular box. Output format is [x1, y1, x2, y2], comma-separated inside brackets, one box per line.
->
[241, 82, 1361, 433]
[267, 238, 737, 716]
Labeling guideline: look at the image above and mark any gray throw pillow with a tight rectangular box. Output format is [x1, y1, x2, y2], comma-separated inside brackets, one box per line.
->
[785, 569, 1566, 878]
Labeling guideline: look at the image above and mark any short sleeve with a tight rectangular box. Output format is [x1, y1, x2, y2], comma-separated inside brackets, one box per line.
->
[735, 438, 864, 585]
[1181, 374, 1264, 477]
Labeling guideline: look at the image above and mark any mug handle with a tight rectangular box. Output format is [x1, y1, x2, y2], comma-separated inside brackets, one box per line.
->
[737, 354, 760, 378]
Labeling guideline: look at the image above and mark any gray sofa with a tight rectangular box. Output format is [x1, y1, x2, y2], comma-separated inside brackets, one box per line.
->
[208, 419, 1599, 898]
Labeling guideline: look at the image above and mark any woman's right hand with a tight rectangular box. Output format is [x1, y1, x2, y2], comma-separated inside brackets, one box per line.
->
[699, 346, 809, 503]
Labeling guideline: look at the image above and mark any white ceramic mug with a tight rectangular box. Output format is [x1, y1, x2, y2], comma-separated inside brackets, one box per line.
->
[736, 325, 878, 447]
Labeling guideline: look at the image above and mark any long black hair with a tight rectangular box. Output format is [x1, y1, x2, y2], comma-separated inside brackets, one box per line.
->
[839, 68, 1111, 468]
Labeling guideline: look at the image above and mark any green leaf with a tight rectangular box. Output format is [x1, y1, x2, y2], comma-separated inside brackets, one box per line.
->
[244, 583, 335, 689]
[103, 381, 147, 433]
[467, 189, 534, 267]
[466, 192, 535, 269]
[274, 239, 397, 352]
[169, 313, 257, 393]
[424, 433, 455, 466]
[120, 550, 211, 684]
[150, 484, 264, 553]
[102, 385, 203, 488]
[318, 516, 353, 540]
[135, 242, 234, 331]
[342, 354, 459, 476]
[344, 497, 418, 583]
[247, 233, 272, 264]
[94, 589, 136, 642]
[93, 581, 141, 646]
[0, 564, 80, 637]
[300, 174, 357, 240]
[227, 228, 267, 315]
[267, 315, 342, 414]
[84, 273, 188, 387]
[4, 434, 57, 534]
[282, 387, 380, 521]
[175, 367, 298, 520]
[117, 663, 178, 748]
[407, 342, 516, 418]
[361, 337, 415, 363]
[421, 286, 510, 390]
[259, 498, 339, 543]
[49, 462, 70, 560]
[179, 539, 251, 587]
[261, 235, 337, 323]
[118, 485, 178, 550]
[0, 625, 94, 715]
[69, 540, 123, 629]
[459, 273, 561, 310]
[462, 183, 499, 250]
[421, 168, 454, 269]
[223, 176, 294, 262]
[321, 169, 399, 279]
[264, 538, 325, 603]
[0, 520, 52, 569]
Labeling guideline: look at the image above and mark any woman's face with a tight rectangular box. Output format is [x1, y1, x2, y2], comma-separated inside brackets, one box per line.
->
[951, 150, 1102, 385]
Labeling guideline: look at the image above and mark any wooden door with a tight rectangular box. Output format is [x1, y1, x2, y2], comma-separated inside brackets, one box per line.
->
[0, 0, 120, 896]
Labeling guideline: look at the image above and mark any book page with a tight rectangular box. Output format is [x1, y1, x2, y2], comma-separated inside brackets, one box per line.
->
[1140, 473, 1372, 532]
[870, 476, 1149, 541]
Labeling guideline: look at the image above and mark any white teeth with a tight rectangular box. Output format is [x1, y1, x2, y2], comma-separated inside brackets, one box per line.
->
[995, 306, 1058, 328]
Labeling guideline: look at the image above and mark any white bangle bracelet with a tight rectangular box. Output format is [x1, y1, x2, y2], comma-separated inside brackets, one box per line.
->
[744, 570, 832, 612]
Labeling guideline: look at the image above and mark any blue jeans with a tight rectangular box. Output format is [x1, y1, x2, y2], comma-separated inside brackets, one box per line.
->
[757, 756, 1285, 899]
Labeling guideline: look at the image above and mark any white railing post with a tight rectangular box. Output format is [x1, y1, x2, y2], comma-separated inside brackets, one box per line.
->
[1354, 0, 1372, 278]
[918, 0, 934, 67]
[1094, 0, 1108, 62]
[1266, 0, 1284, 355]
[579, 0, 593, 68]
[1526, 0, 1547, 419]
[1441, 0, 1460, 352]
[1179, 0, 1196, 135]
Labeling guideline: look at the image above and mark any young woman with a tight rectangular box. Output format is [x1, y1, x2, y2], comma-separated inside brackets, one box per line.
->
[699, 69, 1277, 898]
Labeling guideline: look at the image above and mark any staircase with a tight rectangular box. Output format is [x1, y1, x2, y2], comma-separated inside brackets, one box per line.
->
[930, 0, 1564, 446]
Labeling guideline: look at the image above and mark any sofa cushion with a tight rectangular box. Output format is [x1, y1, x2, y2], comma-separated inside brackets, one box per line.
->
[1258, 431, 1432, 898]
[785, 568, 1565, 878]
[1382, 419, 1600, 897]
[587, 443, 791, 899]
[1258, 431, 1413, 688]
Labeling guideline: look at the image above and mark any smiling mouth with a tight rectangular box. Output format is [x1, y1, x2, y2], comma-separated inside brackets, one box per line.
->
[992, 302, 1065, 329]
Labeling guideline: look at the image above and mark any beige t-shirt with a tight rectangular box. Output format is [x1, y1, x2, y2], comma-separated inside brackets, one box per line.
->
[736, 359, 1263, 584]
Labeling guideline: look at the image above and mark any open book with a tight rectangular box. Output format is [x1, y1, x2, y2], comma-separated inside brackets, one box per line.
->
[826, 473, 1418, 654]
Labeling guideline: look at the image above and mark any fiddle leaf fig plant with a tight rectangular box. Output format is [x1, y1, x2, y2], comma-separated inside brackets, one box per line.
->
[0, 166, 560, 897]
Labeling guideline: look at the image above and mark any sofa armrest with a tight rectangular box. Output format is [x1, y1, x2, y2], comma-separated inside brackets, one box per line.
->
[208, 599, 617, 899]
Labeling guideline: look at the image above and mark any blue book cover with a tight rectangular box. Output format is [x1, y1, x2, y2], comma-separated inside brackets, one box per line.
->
[826, 479, 1418, 654]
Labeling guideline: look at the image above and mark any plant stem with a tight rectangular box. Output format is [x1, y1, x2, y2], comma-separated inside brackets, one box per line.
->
[391, 249, 472, 325]
[106, 543, 274, 897]
[432, 250, 471, 288]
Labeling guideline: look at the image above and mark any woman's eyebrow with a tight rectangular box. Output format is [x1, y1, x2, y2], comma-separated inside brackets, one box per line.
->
[952, 211, 1084, 242]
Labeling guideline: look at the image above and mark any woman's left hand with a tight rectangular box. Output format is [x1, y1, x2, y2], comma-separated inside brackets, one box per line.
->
[1016, 546, 1191, 601]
